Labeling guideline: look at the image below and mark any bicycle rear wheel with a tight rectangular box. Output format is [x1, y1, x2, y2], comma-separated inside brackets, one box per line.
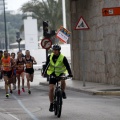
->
[54, 90, 57, 115]
[57, 91, 62, 118]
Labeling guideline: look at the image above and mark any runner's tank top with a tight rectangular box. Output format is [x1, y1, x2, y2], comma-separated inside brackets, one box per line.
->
[2, 57, 11, 71]
[16, 58, 25, 70]
[25, 56, 33, 69]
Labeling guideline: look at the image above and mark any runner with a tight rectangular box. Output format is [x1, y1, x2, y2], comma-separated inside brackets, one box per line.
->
[11, 52, 16, 90]
[25, 50, 37, 94]
[16, 52, 26, 95]
[1, 51, 16, 98]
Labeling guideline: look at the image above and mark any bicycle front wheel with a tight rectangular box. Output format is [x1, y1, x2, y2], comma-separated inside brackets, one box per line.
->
[57, 91, 62, 118]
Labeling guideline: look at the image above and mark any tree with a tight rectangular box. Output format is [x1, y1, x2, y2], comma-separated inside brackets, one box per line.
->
[0, 13, 23, 49]
[20, 0, 63, 30]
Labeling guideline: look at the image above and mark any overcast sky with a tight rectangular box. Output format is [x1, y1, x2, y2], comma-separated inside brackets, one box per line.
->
[7, 0, 30, 11]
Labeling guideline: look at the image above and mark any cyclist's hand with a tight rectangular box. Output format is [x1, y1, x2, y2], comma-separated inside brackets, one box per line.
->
[68, 74, 73, 77]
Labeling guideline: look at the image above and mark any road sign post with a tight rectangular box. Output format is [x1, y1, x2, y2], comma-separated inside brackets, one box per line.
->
[75, 16, 89, 87]
[41, 38, 52, 81]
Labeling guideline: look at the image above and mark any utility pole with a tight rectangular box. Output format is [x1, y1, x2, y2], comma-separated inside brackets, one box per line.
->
[3, 0, 7, 51]
[0, 0, 7, 50]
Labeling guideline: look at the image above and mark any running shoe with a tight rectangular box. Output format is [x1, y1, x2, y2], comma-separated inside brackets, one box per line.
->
[22, 88, 25, 92]
[18, 90, 20, 95]
[6, 93, 9, 98]
[10, 90, 13, 94]
[28, 90, 31, 94]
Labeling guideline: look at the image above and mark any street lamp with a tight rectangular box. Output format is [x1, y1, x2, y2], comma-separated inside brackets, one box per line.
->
[62, 0, 66, 28]
[0, 0, 7, 50]
[7, 22, 10, 49]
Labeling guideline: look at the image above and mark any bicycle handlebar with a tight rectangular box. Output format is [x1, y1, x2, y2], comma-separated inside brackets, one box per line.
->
[50, 75, 72, 81]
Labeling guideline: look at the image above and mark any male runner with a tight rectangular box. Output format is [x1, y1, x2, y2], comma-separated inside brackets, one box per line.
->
[25, 50, 37, 94]
[1, 51, 16, 98]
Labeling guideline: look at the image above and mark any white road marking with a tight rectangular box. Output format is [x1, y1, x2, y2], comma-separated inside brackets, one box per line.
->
[7, 113, 20, 120]
[12, 94, 39, 120]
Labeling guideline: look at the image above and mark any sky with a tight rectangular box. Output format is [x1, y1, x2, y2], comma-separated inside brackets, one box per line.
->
[7, 0, 30, 11]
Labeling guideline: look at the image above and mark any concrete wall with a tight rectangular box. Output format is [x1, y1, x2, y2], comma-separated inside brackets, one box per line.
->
[70, 0, 120, 85]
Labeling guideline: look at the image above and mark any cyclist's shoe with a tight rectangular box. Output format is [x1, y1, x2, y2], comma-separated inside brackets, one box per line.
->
[22, 88, 25, 92]
[28, 90, 31, 94]
[6, 93, 9, 98]
[10, 90, 13, 94]
[18, 90, 20, 95]
[62, 91, 67, 99]
[49, 103, 54, 112]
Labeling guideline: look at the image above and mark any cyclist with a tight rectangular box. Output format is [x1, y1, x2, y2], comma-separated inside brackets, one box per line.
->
[25, 50, 37, 94]
[42, 44, 73, 112]
[1, 51, 16, 98]
[11, 52, 16, 90]
[16, 51, 26, 95]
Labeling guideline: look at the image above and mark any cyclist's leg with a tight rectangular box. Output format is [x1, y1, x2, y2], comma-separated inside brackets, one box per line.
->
[61, 80, 66, 91]
[49, 84, 55, 103]
[61, 80, 67, 99]
[49, 76, 56, 112]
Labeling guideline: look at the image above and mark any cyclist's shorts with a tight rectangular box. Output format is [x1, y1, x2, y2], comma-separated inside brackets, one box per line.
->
[49, 73, 65, 85]
[16, 70, 24, 75]
[3, 70, 13, 78]
[25, 68, 34, 75]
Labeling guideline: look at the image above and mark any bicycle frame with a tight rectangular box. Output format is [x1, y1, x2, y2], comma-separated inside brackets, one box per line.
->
[53, 75, 68, 118]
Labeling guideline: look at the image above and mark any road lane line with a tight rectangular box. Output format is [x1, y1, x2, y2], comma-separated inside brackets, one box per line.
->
[8, 113, 20, 120]
[12, 94, 39, 120]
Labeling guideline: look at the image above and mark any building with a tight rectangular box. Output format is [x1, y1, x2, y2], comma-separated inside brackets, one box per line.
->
[70, 0, 120, 85]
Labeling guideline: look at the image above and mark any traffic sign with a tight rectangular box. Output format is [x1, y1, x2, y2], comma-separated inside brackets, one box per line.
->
[102, 7, 120, 16]
[74, 16, 89, 30]
[56, 26, 71, 43]
[41, 38, 52, 49]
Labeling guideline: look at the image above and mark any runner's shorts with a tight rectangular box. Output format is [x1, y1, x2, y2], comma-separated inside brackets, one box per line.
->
[16, 70, 24, 75]
[25, 68, 34, 74]
[3, 70, 12, 78]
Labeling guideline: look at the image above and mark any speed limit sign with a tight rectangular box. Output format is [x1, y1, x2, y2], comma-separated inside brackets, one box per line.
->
[41, 38, 52, 49]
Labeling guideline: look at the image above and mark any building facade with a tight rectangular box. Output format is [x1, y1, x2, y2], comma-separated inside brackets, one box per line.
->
[70, 0, 120, 85]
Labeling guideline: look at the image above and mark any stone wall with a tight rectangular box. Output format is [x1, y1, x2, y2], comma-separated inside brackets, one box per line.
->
[70, 0, 120, 85]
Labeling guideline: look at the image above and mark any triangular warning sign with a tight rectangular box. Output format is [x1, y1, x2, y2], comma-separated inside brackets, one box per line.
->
[75, 16, 89, 30]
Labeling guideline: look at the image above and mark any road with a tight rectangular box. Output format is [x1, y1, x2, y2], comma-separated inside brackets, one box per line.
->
[0, 71, 120, 120]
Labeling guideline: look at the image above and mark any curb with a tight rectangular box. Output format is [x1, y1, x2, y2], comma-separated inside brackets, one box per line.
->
[40, 82, 120, 96]
[93, 91, 120, 96]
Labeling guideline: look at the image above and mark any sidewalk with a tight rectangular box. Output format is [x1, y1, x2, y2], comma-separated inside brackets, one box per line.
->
[40, 78, 120, 96]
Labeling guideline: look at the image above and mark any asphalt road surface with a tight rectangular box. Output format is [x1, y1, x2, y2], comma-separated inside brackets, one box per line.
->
[0, 71, 120, 120]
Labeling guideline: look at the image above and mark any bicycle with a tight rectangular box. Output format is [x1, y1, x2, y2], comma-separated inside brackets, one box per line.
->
[52, 75, 69, 118]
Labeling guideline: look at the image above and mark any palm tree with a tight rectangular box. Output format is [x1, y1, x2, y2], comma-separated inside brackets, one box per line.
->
[20, 0, 63, 31]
